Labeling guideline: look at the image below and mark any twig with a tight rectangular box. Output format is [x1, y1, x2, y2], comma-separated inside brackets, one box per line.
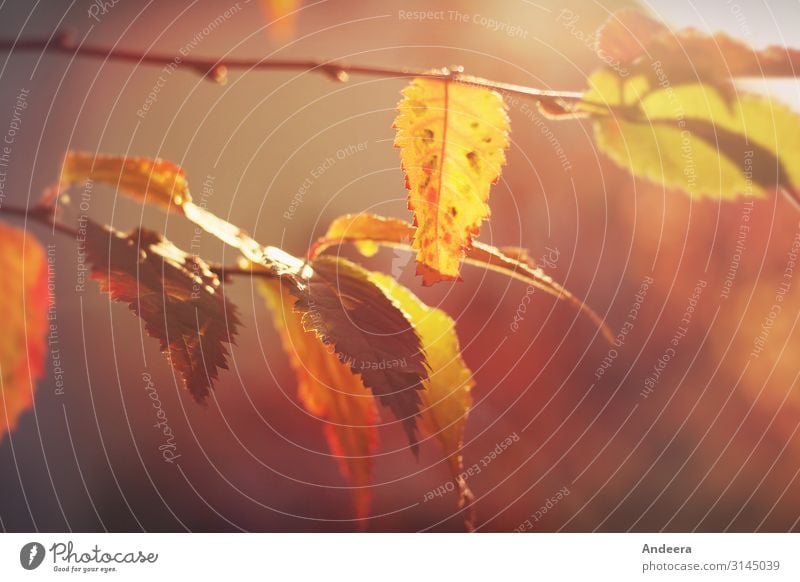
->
[0, 33, 585, 106]
[208, 264, 277, 281]
[1, 203, 77, 237]
[0, 202, 270, 281]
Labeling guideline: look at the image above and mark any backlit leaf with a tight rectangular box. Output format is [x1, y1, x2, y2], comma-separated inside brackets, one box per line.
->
[368, 271, 476, 530]
[261, 279, 378, 522]
[583, 11, 800, 203]
[288, 256, 428, 447]
[206, 235, 428, 440]
[0, 225, 47, 442]
[61, 151, 192, 210]
[84, 220, 239, 401]
[61, 151, 431, 438]
[311, 213, 612, 342]
[581, 69, 800, 203]
[261, 261, 475, 527]
[394, 76, 510, 285]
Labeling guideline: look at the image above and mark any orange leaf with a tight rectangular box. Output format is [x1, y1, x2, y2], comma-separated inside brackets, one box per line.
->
[0, 225, 47, 442]
[368, 272, 476, 530]
[262, 260, 476, 528]
[290, 256, 428, 447]
[311, 213, 613, 343]
[394, 76, 509, 285]
[261, 279, 378, 522]
[64, 151, 431, 426]
[61, 151, 192, 211]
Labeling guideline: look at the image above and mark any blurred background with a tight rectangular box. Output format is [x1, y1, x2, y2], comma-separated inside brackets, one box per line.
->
[1, 0, 799, 532]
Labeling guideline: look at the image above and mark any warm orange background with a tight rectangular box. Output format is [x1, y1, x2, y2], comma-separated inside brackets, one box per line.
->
[1, 0, 799, 531]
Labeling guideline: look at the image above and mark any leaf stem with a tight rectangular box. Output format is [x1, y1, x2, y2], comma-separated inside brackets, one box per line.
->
[0, 34, 585, 106]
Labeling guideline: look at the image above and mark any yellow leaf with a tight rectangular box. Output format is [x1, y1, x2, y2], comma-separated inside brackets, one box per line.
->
[368, 271, 476, 529]
[394, 76, 509, 284]
[311, 213, 613, 343]
[261, 256, 476, 528]
[0, 225, 47, 442]
[64, 150, 430, 438]
[295, 256, 428, 446]
[261, 279, 378, 522]
[61, 151, 192, 210]
[309, 212, 415, 258]
[582, 66, 800, 202]
[59, 151, 299, 274]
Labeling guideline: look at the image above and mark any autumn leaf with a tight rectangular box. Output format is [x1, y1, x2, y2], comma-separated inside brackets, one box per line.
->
[261, 258, 475, 527]
[61, 152, 431, 429]
[216, 245, 431, 443]
[581, 11, 800, 203]
[368, 271, 475, 530]
[394, 75, 510, 285]
[596, 9, 800, 85]
[310, 213, 613, 343]
[261, 278, 379, 522]
[288, 256, 428, 447]
[84, 220, 239, 401]
[0, 225, 47, 442]
[249, 249, 431, 449]
[61, 151, 192, 210]
[59, 152, 270, 263]
[183, 194, 432, 443]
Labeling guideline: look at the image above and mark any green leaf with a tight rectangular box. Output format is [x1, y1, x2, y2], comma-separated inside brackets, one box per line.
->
[582, 69, 800, 202]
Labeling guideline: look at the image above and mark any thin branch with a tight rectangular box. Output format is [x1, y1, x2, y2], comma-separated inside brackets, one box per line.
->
[0, 33, 585, 106]
[0, 202, 270, 281]
[209, 264, 277, 280]
[1, 203, 77, 238]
